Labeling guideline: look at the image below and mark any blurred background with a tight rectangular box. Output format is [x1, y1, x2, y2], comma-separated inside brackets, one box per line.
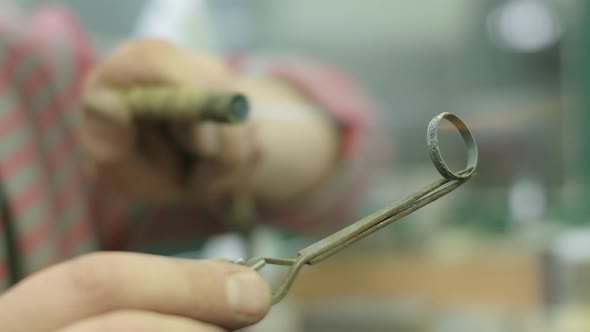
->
[7, 0, 590, 331]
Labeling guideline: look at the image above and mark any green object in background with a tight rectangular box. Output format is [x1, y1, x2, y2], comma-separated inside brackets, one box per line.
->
[453, 189, 510, 234]
[570, 1, 590, 223]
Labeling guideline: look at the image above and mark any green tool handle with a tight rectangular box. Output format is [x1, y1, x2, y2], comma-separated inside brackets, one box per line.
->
[125, 86, 250, 123]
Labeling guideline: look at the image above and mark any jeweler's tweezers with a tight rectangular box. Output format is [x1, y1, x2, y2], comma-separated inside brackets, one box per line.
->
[234, 112, 478, 304]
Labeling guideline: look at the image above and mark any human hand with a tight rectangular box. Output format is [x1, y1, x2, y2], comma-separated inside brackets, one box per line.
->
[0, 253, 271, 331]
[80, 39, 259, 203]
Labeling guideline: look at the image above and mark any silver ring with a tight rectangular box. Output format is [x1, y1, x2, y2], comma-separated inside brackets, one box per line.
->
[427, 112, 478, 180]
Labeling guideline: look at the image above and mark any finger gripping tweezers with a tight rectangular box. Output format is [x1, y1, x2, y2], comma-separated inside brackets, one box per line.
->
[234, 112, 478, 304]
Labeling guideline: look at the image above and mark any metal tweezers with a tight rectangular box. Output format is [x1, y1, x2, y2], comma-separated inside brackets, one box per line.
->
[234, 112, 478, 304]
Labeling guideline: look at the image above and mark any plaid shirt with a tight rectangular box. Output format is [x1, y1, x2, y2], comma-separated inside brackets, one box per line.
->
[0, 7, 382, 292]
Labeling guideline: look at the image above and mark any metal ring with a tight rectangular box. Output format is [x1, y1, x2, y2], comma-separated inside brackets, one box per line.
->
[427, 112, 478, 180]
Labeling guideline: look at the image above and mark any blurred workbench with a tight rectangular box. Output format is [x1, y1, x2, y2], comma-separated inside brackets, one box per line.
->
[288, 251, 542, 313]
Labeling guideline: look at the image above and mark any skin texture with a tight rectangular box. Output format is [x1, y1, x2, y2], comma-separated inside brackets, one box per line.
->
[0, 254, 271, 332]
[80, 38, 339, 206]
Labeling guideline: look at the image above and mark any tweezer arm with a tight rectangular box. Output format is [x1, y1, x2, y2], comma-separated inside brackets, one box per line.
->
[248, 177, 469, 304]
[299, 175, 469, 266]
[262, 174, 468, 304]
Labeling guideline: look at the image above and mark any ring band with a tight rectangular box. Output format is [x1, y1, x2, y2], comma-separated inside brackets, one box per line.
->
[427, 112, 478, 180]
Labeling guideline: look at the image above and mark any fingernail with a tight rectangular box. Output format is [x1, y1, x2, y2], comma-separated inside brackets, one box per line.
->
[226, 271, 270, 317]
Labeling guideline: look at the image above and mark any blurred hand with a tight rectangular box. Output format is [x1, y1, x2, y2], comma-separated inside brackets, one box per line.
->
[80, 39, 259, 203]
[0, 253, 271, 332]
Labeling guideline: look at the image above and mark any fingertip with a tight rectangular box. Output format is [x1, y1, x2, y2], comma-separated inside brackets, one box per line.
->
[225, 269, 272, 322]
[179, 258, 271, 327]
